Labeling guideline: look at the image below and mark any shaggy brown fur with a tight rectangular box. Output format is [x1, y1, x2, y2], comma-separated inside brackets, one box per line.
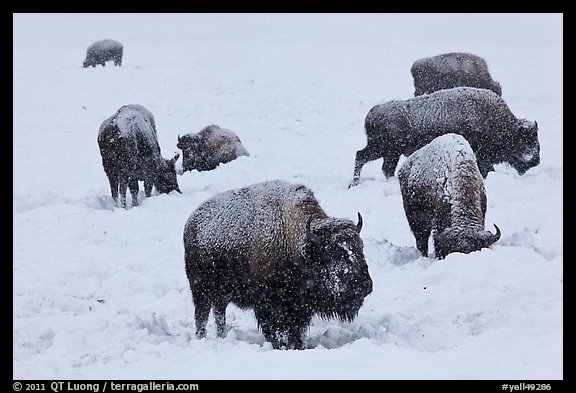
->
[183, 180, 372, 349]
[398, 134, 500, 259]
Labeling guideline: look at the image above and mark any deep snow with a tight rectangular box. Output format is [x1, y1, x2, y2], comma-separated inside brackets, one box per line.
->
[13, 13, 562, 379]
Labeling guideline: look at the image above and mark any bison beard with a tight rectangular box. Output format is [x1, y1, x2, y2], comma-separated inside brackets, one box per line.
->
[183, 180, 372, 349]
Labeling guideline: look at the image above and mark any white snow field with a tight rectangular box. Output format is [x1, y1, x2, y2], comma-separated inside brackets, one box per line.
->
[13, 13, 562, 379]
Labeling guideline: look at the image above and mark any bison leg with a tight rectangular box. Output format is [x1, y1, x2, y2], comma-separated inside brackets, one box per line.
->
[143, 180, 153, 198]
[255, 303, 285, 349]
[255, 298, 309, 350]
[129, 178, 139, 207]
[106, 175, 119, 204]
[192, 290, 210, 339]
[213, 298, 228, 338]
[381, 152, 400, 178]
[118, 176, 129, 208]
[404, 198, 433, 257]
[414, 225, 432, 257]
[349, 144, 382, 188]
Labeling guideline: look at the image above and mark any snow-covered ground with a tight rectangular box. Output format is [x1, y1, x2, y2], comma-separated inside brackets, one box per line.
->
[13, 13, 563, 379]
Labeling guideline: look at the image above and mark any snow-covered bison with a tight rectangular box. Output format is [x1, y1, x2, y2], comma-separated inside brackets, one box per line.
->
[183, 180, 373, 349]
[398, 133, 501, 259]
[411, 52, 501, 96]
[349, 87, 539, 187]
[83, 39, 123, 68]
[176, 125, 250, 173]
[98, 104, 181, 208]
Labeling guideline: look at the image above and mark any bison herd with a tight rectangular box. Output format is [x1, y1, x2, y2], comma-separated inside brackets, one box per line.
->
[89, 42, 540, 349]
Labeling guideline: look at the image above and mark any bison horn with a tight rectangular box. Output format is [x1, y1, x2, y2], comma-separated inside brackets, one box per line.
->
[170, 152, 180, 164]
[356, 212, 363, 233]
[487, 223, 501, 246]
[306, 216, 320, 243]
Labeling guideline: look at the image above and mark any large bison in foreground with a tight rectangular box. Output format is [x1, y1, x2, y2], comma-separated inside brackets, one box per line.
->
[83, 39, 123, 68]
[183, 180, 373, 349]
[398, 133, 501, 259]
[349, 87, 539, 187]
[411, 52, 501, 96]
[177, 125, 249, 173]
[98, 104, 181, 208]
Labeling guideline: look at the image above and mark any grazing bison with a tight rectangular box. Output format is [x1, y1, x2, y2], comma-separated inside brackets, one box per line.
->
[83, 39, 123, 68]
[183, 180, 373, 349]
[349, 87, 539, 187]
[411, 52, 502, 96]
[398, 133, 501, 259]
[177, 125, 250, 173]
[98, 104, 181, 208]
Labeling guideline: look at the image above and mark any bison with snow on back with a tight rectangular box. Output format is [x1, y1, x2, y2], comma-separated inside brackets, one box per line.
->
[349, 87, 539, 187]
[177, 125, 249, 173]
[398, 133, 501, 259]
[83, 39, 123, 68]
[183, 180, 372, 349]
[411, 52, 501, 96]
[98, 104, 181, 208]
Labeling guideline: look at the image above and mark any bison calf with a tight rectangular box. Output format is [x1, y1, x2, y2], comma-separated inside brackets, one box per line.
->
[183, 180, 373, 349]
[177, 125, 249, 173]
[83, 39, 123, 68]
[98, 104, 181, 208]
[411, 52, 501, 96]
[349, 87, 539, 187]
[398, 133, 501, 259]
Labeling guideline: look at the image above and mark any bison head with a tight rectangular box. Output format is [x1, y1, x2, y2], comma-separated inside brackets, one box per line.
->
[177, 134, 203, 172]
[433, 223, 501, 259]
[303, 213, 372, 321]
[154, 153, 181, 194]
[509, 120, 540, 175]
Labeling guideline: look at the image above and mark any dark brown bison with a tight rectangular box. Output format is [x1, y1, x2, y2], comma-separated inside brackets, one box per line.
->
[177, 125, 249, 173]
[349, 87, 539, 187]
[398, 133, 501, 259]
[411, 52, 501, 96]
[98, 104, 181, 208]
[183, 180, 372, 349]
[83, 39, 123, 68]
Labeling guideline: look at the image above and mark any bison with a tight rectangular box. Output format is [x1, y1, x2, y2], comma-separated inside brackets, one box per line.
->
[98, 104, 181, 208]
[349, 87, 539, 187]
[176, 125, 250, 173]
[398, 133, 501, 259]
[83, 39, 123, 68]
[411, 52, 502, 96]
[183, 180, 373, 349]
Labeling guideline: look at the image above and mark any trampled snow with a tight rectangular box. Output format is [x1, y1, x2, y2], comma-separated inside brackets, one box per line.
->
[13, 13, 563, 379]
